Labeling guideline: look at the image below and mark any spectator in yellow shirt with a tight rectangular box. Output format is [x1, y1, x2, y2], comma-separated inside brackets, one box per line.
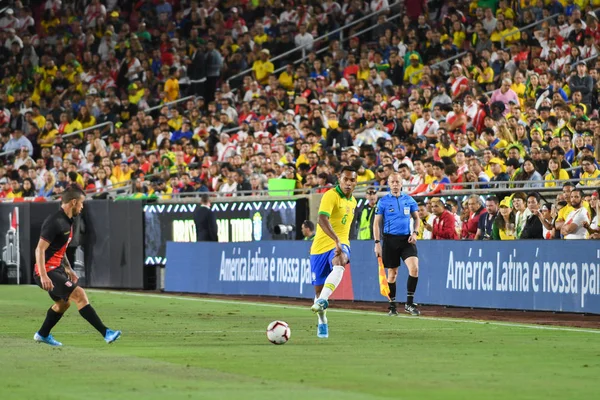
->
[164, 67, 180, 102]
[404, 54, 423, 86]
[580, 155, 600, 186]
[501, 18, 521, 45]
[544, 157, 570, 187]
[352, 160, 375, 184]
[252, 49, 275, 85]
[76, 106, 96, 129]
[278, 64, 295, 90]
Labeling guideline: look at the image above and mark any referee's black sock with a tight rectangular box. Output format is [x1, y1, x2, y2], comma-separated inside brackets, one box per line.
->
[407, 276, 419, 305]
[79, 304, 108, 336]
[388, 282, 396, 303]
[39, 308, 63, 337]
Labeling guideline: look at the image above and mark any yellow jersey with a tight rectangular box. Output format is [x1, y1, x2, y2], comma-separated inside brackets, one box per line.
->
[580, 169, 600, 186]
[310, 186, 357, 255]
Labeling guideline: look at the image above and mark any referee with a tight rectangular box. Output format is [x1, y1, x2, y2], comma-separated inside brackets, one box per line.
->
[373, 172, 421, 316]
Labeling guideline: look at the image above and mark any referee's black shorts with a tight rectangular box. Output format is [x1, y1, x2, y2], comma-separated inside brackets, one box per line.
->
[382, 234, 418, 269]
[34, 266, 78, 302]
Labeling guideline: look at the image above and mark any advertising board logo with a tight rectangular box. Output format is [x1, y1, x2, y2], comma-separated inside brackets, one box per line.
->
[252, 212, 262, 241]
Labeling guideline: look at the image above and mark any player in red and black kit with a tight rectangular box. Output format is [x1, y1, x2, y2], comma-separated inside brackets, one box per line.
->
[33, 185, 121, 347]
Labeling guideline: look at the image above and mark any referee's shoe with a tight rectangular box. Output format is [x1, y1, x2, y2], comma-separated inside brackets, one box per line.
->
[387, 302, 398, 316]
[404, 303, 421, 316]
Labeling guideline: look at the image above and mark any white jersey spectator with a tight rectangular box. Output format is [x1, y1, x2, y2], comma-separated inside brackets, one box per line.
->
[564, 207, 589, 240]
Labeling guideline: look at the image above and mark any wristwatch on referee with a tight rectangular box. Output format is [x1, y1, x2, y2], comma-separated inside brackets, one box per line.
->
[374, 240, 380, 244]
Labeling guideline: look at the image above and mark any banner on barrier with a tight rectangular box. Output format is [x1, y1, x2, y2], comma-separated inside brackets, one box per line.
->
[144, 199, 308, 266]
[166, 240, 600, 314]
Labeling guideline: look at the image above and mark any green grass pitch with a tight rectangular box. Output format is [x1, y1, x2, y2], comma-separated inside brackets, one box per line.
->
[1, 286, 599, 400]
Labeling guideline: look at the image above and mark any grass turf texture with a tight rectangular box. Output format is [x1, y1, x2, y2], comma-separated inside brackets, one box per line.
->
[0, 287, 599, 400]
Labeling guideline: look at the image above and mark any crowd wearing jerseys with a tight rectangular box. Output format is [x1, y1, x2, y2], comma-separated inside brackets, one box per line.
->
[0, 1, 599, 208]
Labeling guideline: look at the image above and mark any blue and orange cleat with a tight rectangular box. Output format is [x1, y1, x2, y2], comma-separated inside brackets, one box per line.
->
[317, 323, 329, 339]
[34, 332, 63, 347]
[104, 329, 122, 344]
[311, 298, 329, 313]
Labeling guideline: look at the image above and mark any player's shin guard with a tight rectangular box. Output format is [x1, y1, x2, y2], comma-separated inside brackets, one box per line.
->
[318, 265, 344, 301]
[407, 275, 419, 305]
[79, 304, 108, 336]
[39, 308, 63, 337]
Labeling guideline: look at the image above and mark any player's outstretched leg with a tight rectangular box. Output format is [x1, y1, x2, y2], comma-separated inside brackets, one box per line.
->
[70, 287, 122, 343]
[404, 257, 420, 316]
[314, 296, 329, 339]
[34, 300, 70, 347]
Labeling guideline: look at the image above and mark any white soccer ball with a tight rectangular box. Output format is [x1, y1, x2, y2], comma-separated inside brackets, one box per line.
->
[266, 320, 291, 345]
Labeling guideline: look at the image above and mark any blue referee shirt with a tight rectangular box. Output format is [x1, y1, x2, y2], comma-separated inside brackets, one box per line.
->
[375, 193, 419, 235]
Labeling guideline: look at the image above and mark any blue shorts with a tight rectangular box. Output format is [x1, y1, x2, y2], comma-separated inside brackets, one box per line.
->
[310, 244, 351, 286]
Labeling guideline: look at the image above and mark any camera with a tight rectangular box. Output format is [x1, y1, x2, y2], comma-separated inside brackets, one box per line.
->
[274, 224, 295, 235]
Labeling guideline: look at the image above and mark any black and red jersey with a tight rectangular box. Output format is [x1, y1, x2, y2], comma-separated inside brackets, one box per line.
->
[34, 209, 73, 276]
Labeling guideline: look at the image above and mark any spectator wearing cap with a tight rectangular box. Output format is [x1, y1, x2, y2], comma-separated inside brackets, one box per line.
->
[252, 49, 275, 86]
[449, 64, 469, 99]
[431, 199, 458, 240]
[403, 54, 423, 86]
[0, 177, 11, 198]
[488, 158, 510, 188]
[520, 192, 544, 239]
[491, 197, 515, 239]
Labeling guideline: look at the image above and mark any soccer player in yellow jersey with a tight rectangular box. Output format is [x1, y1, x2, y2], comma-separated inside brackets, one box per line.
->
[309, 166, 358, 338]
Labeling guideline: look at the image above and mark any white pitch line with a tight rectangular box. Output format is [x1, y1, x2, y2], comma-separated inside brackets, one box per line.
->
[89, 290, 600, 335]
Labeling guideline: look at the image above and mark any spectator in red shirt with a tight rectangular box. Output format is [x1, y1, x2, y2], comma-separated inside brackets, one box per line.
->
[462, 195, 485, 239]
[431, 199, 458, 240]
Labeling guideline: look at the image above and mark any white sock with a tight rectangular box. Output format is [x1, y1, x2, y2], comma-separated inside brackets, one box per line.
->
[318, 310, 327, 324]
[318, 266, 345, 301]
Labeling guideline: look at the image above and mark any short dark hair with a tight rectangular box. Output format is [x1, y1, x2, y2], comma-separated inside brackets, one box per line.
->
[200, 194, 210, 204]
[302, 220, 315, 231]
[341, 166, 357, 174]
[526, 192, 541, 202]
[61, 184, 85, 204]
[486, 196, 499, 204]
[433, 160, 445, 169]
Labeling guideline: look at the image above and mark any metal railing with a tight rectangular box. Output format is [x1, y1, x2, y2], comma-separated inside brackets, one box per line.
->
[500, 12, 560, 47]
[144, 95, 197, 114]
[408, 51, 469, 81]
[226, 6, 390, 84]
[0, 148, 18, 158]
[62, 121, 115, 140]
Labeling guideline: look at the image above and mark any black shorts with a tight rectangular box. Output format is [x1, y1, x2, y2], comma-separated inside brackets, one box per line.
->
[34, 267, 78, 302]
[382, 234, 418, 269]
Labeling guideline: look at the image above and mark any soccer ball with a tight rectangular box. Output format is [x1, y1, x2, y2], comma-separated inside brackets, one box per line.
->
[266, 320, 291, 345]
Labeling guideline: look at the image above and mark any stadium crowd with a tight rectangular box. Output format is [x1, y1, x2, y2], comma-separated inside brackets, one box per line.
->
[0, 0, 600, 239]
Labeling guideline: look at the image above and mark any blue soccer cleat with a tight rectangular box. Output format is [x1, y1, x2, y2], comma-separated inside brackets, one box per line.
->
[104, 329, 122, 344]
[317, 323, 329, 338]
[34, 332, 63, 347]
[311, 298, 329, 313]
